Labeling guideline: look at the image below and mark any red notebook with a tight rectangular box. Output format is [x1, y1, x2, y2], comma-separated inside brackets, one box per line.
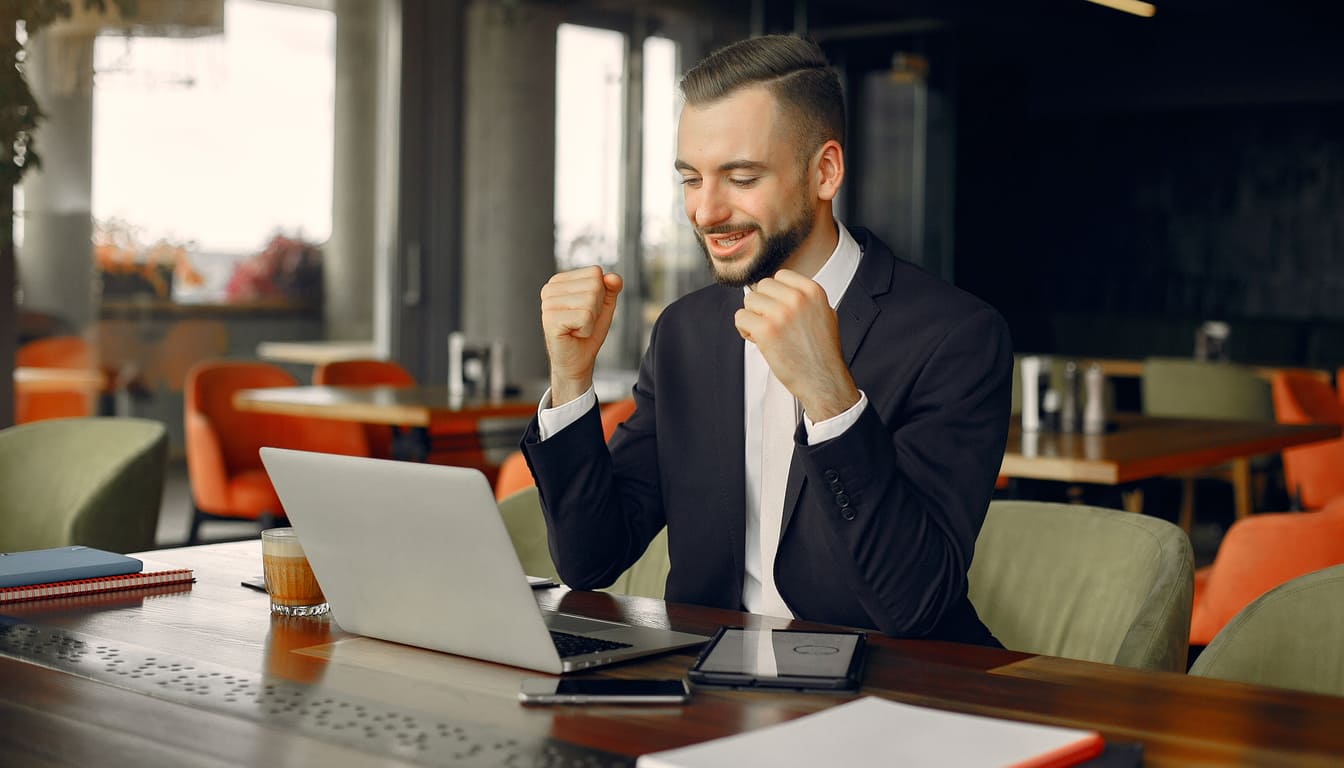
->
[0, 568, 195, 604]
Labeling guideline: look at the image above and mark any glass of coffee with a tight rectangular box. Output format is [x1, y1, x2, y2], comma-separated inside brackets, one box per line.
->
[260, 527, 329, 616]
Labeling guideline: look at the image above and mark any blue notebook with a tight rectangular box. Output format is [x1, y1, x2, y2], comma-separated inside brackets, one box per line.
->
[0, 546, 143, 588]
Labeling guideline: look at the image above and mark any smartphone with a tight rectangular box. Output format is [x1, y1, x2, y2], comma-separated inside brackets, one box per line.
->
[518, 678, 690, 705]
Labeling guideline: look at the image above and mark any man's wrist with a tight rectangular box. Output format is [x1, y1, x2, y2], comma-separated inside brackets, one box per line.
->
[549, 376, 594, 408]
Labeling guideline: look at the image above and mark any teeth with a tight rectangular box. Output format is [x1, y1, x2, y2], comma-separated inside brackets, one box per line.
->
[714, 232, 745, 246]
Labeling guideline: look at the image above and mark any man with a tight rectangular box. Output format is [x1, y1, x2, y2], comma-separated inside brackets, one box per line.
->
[522, 35, 1011, 646]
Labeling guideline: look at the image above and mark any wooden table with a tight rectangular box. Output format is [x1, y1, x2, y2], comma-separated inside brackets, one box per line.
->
[233, 385, 537, 464]
[1000, 413, 1341, 522]
[2, 540, 1343, 767]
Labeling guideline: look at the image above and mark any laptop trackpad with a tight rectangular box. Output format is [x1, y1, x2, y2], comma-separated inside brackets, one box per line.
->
[544, 612, 627, 634]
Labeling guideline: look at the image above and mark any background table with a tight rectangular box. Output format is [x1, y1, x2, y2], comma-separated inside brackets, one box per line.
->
[2, 540, 1344, 767]
[1000, 413, 1341, 518]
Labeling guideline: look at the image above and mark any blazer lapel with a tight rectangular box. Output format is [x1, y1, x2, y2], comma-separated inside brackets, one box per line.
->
[709, 287, 747, 590]
[780, 230, 892, 536]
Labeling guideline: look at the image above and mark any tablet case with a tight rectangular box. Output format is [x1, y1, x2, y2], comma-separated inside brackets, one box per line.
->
[0, 546, 143, 588]
[688, 627, 867, 691]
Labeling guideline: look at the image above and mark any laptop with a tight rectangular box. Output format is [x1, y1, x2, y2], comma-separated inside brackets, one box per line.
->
[259, 447, 707, 674]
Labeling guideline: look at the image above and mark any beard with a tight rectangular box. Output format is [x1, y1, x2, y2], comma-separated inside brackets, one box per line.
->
[697, 199, 816, 289]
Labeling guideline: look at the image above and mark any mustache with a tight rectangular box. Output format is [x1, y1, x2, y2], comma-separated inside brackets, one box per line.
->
[698, 223, 759, 237]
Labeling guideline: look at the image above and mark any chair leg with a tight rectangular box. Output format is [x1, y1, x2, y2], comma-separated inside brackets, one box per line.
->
[1177, 477, 1195, 534]
[187, 505, 205, 545]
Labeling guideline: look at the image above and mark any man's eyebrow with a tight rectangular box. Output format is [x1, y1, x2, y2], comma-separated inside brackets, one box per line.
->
[673, 159, 768, 173]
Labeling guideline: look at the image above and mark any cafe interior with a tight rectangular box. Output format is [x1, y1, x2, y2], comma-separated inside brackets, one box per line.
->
[5, 0, 1344, 761]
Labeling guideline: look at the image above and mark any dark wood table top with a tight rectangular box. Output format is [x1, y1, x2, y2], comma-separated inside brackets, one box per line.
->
[233, 385, 537, 428]
[1000, 413, 1341, 484]
[2, 541, 1343, 766]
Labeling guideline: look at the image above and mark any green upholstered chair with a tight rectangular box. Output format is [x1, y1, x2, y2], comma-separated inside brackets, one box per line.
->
[497, 486, 561, 584]
[968, 500, 1194, 672]
[1189, 564, 1344, 696]
[1140, 357, 1275, 530]
[0, 417, 168, 554]
[1140, 357, 1274, 422]
[494, 485, 669, 599]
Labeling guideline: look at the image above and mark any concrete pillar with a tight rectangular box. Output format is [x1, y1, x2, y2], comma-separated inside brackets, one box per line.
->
[326, 0, 380, 342]
[461, 2, 560, 387]
[17, 32, 97, 333]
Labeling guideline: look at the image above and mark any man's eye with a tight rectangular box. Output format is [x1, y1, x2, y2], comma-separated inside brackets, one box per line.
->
[679, 177, 701, 188]
[730, 177, 758, 188]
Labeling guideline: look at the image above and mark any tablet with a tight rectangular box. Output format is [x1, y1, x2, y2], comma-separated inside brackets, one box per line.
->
[687, 627, 866, 692]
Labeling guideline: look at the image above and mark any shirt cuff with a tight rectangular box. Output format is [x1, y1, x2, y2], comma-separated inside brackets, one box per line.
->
[802, 390, 868, 445]
[537, 386, 598, 441]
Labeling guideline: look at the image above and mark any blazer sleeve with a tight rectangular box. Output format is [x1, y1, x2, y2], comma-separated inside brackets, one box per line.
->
[520, 331, 667, 591]
[795, 305, 1012, 637]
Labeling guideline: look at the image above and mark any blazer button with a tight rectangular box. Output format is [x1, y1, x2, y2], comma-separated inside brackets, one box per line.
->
[824, 469, 839, 483]
[829, 480, 843, 493]
[841, 507, 856, 521]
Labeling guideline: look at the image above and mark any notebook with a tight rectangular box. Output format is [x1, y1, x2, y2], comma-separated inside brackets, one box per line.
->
[259, 447, 708, 674]
[0, 546, 142, 588]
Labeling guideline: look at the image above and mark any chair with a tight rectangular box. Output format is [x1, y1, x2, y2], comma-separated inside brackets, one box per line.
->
[185, 360, 368, 544]
[967, 500, 1194, 672]
[1270, 370, 1344, 510]
[493, 396, 637, 500]
[0, 417, 168, 553]
[1189, 563, 1344, 696]
[144, 319, 228, 394]
[1189, 499, 1344, 647]
[312, 358, 417, 459]
[495, 485, 670, 599]
[14, 335, 99, 423]
[1141, 357, 1275, 531]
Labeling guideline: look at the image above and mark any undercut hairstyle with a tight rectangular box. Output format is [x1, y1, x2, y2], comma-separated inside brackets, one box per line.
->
[679, 35, 845, 164]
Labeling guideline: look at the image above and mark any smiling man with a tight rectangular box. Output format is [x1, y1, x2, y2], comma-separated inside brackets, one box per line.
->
[522, 35, 1012, 646]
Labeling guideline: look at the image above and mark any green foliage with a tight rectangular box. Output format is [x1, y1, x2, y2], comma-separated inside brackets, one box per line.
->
[1, 1, 136, 189]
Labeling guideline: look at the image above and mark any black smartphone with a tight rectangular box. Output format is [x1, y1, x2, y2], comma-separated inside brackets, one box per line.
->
[517, 678, 690, 705]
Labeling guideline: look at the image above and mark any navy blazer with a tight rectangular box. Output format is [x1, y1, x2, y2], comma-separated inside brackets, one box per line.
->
[522, 228, 1012, 646]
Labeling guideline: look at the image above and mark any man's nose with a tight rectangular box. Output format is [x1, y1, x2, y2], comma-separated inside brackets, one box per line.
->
[693, 182, 730, 228]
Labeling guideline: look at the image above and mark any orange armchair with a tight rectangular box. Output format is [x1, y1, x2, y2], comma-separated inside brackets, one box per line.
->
[312, 358, 417, 459]
[185, 360, 368, 543]
[1270, 371, 1344, 510]
[15, 335, 99, 423]
[1190, 499, 1344, 647]
[494, 396, 636, 501]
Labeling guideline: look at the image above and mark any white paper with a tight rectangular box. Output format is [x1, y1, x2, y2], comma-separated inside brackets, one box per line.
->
[636, 696, 1101, 768]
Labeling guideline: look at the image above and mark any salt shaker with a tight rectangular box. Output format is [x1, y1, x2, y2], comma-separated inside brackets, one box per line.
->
[1020, 356, 1041, 432]
[1083, 363, 1106, 435]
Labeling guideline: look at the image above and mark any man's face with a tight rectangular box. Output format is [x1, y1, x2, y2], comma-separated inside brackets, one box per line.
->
[676, 86, 815, 288]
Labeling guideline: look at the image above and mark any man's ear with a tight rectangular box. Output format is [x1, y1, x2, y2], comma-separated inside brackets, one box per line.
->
[815, 139, 844, 202]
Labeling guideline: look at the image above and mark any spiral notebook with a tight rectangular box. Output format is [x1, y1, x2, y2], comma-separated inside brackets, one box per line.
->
[0, 568, 195, 604]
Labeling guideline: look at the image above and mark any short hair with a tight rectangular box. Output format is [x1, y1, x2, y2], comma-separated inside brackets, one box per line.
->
[679, 35, 845, 162]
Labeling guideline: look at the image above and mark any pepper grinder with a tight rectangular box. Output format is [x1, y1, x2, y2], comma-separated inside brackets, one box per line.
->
[1083, 363, 1107, 435]
[1060, 361, 1080, 433]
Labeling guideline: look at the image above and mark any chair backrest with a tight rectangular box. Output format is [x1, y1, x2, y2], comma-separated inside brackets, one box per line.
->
[1189, 563, 1344, 696]
[495, 485, 669, 599]
[311, 359, 415, 458]
[1270, 371, 1344, 509]
[1141, 357, 1273, 421]
[968, 500, 1194, 672]
[0, 417, 168, 553]
[313, 359, 416, 388]
[186, 360, 367, 478]
[1190, 501, 1344, 646]
[15, 335, 99, 422]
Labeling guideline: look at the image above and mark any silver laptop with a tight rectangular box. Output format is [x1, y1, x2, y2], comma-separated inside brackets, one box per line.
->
[259, 447, 707, 674]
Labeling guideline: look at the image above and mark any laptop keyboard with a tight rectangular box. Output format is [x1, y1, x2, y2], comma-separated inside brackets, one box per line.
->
[550, 630, 633, 658]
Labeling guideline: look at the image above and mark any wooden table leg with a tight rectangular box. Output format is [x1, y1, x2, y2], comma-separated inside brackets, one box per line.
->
[1232, 457, 1253, 521]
